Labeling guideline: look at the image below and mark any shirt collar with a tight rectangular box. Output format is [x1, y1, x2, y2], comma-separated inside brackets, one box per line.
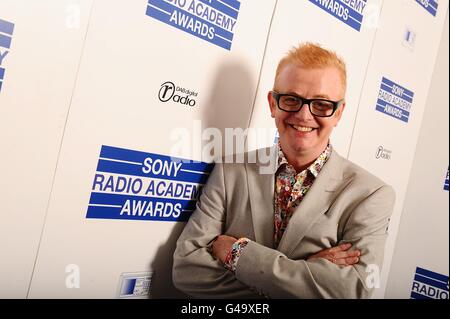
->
[277, 142, 332, 178]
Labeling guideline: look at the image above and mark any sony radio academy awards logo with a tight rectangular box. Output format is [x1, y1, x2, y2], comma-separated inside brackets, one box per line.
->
[86, 145, 214, 222]
[416, 0, 438, 17]
[146, 0, 241, 50]
[0, 18, 15, 94]
[375, 146, 392, 160]
[411, 267, 448, 299]
[158, 81, 198, 107]
[309, 0, 367, 31]
[376, 77, 414, 123]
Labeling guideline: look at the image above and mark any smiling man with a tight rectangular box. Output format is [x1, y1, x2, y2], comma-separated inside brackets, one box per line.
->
[173, 43, 395, 298]
[270, 58, 346, 173]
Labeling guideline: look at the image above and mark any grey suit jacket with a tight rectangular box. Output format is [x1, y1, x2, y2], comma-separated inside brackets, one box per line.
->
[172, 146, 395, 298]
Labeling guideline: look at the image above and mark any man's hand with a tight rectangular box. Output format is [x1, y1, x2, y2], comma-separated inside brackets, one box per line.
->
[307, 243, 360, 266]
[211, 236, 360, 266]
[211, 235, 237, 263]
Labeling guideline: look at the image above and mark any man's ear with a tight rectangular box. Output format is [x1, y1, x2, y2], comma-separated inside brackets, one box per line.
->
[268, 91, 276, 118]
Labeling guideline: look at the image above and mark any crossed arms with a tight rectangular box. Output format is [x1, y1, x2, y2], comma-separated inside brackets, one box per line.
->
[172, 162, 395, 298]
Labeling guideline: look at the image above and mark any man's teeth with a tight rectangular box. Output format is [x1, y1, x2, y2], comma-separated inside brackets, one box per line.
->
[292, 125, 313, 132]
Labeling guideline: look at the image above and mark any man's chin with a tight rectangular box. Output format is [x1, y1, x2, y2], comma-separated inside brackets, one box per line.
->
[287, 143, 314, 154]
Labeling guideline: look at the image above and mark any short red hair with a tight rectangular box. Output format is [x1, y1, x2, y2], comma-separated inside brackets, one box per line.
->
[275, 42, 347, 95]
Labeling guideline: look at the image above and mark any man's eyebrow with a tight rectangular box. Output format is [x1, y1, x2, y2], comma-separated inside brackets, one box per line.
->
[284, 91, 332, 100]
[312, 94, 332, 99]
[284, 91, 301, 96]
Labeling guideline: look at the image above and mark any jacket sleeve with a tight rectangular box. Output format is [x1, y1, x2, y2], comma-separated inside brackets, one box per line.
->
[234, 185, 396, 298]
[172, 162, 261, 298]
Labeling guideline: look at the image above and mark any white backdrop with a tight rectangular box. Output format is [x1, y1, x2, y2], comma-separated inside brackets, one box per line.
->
[385, 12, 449, 299]
[347, 0, 449, 298]
[0, 0, 94, 298]
[0, 0, 448, 298]
[26, 0, 277, 298]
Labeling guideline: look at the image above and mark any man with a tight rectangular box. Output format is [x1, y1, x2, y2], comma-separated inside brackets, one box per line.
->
[172, 43, 395, 298]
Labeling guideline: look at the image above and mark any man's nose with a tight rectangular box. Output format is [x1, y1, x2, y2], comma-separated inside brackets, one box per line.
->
[293, 103, 314, 120]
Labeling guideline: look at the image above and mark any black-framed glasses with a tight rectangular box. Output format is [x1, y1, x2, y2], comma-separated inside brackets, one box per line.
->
[271, 91, 344, 117]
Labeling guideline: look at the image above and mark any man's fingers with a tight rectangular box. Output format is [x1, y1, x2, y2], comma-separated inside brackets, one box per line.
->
[329, 256, 359, 266]
[332, 250, 361, 260]
[307, 244, 360, 264]
[328, 242, 352, 253]
[331, 257, 346, 266]
[345, 257, 359, 265]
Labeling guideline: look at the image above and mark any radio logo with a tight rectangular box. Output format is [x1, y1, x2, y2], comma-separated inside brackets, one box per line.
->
[415, 0, 438, 17]
[86, 145, 214, 222]
[376, 77, 414, 123]
[146, 0, 241, 50]
[309, 0, 367, 32]
[411, 267, 448, 299]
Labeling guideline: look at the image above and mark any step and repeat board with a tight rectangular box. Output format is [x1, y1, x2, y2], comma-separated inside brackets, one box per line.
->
[385, 13, 449, 300]
[25, 0, 277, 298]
[0, 0, 94, 298]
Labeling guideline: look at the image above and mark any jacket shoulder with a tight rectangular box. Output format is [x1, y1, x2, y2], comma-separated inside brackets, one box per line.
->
[217, 146, 277, 170]
[337, 154, 394, 196]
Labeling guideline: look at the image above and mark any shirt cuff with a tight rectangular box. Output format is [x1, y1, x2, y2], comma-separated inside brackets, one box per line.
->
[224, 237, 250, 273]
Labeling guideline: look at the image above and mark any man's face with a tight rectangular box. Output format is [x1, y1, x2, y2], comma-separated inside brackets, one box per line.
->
[268, 64, 345, 158]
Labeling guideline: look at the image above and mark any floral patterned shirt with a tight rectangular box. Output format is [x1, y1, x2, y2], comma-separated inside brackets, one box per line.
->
[223, 143, 331, 273]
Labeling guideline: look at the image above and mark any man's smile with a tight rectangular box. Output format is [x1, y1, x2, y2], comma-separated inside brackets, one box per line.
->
[289, 124, 317, 132]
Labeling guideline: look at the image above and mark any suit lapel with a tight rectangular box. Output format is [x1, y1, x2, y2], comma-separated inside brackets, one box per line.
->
[276, 149, 344, 256]
[246, 146, 277, 248]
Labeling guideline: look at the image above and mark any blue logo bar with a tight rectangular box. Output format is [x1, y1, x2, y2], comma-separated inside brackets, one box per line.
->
[308, 0, 367, 32]
[0, 18, 14, 49]
[0, 18, 14, 35]
[376, 77, 414, 123]
[0, 67, 3, 92]
[122, 279, 137, 295]
[0, 18, 14, 94]
[411, 267, 449, 299]
[444, 167, 449, 191]
[86, 145, 214, 222]
[145, 0, 240, 50]
[415, 0, 438, 17]
[0, 33, 12, 49]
